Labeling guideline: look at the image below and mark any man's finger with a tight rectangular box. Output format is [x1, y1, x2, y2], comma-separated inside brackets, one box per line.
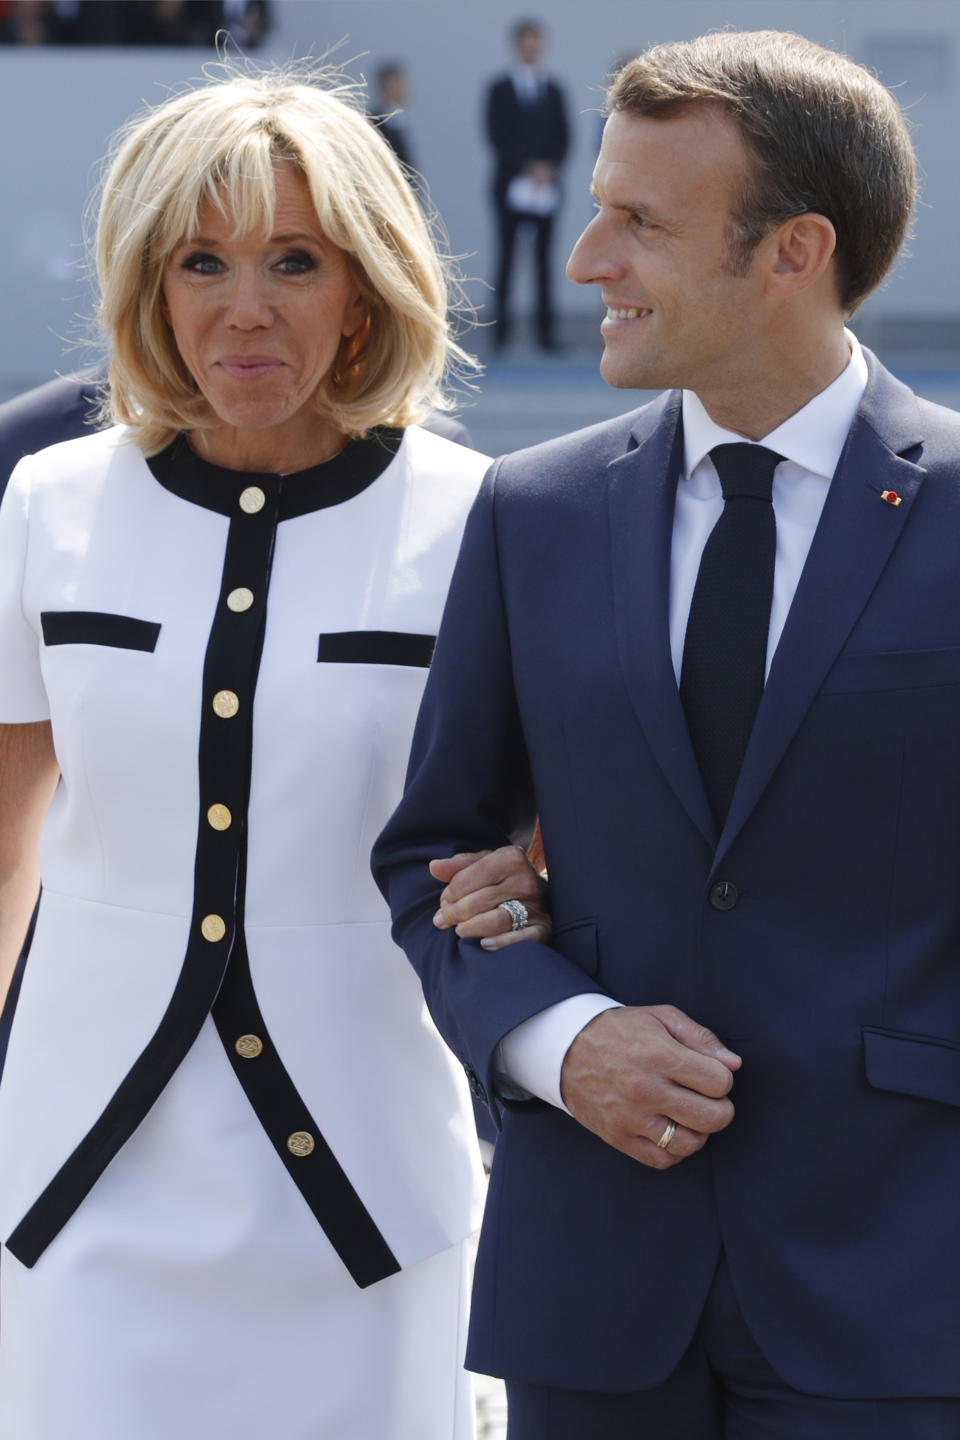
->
[649, 1004, 742, 1071]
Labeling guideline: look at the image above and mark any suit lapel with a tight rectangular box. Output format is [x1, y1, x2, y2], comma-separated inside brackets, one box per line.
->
[608, 391, 718, 848]
[715, 354, 926, 865]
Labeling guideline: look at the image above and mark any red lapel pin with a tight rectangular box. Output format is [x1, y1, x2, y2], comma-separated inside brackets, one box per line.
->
[881, 490, 902, 507]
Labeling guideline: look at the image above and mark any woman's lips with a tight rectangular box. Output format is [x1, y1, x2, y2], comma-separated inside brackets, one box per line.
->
[217, 357, 286, 378]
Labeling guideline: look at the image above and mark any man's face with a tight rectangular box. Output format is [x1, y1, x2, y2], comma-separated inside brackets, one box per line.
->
[515, 27, 543, 65]
[567, 106, 769, 398]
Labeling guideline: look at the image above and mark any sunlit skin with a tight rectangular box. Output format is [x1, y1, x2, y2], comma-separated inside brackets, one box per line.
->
[161, 164, 366, 473]
[566, 107, 849, 438]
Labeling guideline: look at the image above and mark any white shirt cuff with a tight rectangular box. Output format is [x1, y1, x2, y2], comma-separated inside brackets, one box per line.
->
[496, 993, 623, 1112]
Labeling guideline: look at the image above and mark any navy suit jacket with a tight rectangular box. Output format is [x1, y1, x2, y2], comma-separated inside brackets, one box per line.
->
[375, 351, 960, 1397]
[486, 75, 569, 204]
[0, 370, 102, 500]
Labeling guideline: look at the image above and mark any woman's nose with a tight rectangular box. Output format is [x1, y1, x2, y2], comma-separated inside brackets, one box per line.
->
[224, 269, 273, 329]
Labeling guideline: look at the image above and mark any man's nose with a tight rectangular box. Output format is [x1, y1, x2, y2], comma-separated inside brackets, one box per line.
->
[566, 215, 617, 286]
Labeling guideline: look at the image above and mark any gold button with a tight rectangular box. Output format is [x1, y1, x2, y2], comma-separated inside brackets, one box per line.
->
[207, 803, 232, 831]
[226, 587, 254, 613]
[286, 1131, 315, 1157]
[212, 690, 239, 718]
[239, 486, 265, 514]
[201, 913, 226, 942]
[235, 1034, 263, 1059]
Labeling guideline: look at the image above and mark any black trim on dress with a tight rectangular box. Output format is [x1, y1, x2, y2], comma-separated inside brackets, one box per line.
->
[147, 428, 404, 518]
[40, 611, 160, 652]
[8, 456, 402, 1288]
[317, 631, 436, 667]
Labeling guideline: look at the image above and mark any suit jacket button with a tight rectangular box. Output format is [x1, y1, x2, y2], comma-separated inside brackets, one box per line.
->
[708, 881, 739, 911]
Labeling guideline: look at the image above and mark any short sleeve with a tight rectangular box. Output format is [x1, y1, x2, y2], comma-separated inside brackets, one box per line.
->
[0, 457, 50, 721]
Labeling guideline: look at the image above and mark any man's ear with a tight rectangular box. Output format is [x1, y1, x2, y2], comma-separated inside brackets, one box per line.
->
[765, 213, 837, 298]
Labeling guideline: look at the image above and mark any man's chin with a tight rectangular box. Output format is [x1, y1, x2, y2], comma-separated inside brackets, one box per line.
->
[599, 350, 656, 392]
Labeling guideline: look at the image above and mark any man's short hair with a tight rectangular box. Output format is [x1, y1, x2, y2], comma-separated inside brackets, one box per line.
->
[376, 63, 405, 91]
[512, 20, 543, 44]
[608, 30, 917, 314]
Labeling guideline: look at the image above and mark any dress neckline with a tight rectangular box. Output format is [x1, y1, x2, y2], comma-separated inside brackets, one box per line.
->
[147, 427, 405, 520]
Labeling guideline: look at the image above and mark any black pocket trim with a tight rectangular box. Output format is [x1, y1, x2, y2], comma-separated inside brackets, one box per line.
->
[41, 611, 160, 653]
[863, 1026, 960, 1109]
[317, 631, 435, 668]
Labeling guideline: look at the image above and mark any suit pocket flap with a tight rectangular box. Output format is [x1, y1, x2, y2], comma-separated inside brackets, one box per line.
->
[41, 611, 160, 652]
[863, 1027, 960, 1108]
[822, 647, 960, 694]
[317, 631, 435, 667]
[552, 918, 599, 977]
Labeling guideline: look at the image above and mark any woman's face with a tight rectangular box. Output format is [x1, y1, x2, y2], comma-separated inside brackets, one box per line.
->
[161, 164, 366, 472]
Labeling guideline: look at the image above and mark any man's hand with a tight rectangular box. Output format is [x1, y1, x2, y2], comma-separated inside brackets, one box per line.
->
[429, 845, 551, 948]
[560, 1006, 741, 1169]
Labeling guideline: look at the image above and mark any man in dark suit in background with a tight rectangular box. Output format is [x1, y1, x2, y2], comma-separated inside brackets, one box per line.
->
[374, 62, 416, 171]
[485, 19, 569, 352]
[377, 30, 960, 1438]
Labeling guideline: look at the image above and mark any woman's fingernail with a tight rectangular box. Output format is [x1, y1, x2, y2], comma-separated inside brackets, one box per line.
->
[480, 937, 497, 950]
[432, 910, 444, 927]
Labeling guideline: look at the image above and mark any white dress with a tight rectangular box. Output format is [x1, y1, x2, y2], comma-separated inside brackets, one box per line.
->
[0, 424, 489, 1440]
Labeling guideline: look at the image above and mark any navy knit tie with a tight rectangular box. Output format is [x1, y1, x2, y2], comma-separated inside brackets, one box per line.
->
[680, 443, 783, 827]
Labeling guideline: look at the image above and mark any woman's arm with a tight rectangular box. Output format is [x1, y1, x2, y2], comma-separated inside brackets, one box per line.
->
[0, 721, 59, 1012]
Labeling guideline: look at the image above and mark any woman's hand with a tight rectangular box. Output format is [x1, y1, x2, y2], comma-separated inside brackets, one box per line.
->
[429, 844, 551, 949]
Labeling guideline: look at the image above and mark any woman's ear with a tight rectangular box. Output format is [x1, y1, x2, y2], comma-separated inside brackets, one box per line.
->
[342, 289, 367, 339]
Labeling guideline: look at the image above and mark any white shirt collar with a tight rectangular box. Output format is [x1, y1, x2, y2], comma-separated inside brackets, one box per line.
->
[512, 64, 542, 99]
[681, 330, 869, 483]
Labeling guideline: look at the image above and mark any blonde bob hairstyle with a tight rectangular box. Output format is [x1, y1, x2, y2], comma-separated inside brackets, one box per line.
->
[95, 65, 470, 454]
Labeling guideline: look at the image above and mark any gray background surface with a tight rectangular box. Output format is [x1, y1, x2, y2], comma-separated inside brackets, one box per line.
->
[3, 0, 960, 446]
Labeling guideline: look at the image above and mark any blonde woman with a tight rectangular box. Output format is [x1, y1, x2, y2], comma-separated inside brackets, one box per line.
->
[0, 67, 547, 1440]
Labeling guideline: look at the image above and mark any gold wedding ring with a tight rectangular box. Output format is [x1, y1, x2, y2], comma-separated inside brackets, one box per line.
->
[656, 1120, 677, 1151]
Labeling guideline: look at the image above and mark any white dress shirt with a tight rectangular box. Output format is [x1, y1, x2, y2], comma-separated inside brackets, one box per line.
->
[499, 332, 869, 1111]
[512, 63, 543, 103]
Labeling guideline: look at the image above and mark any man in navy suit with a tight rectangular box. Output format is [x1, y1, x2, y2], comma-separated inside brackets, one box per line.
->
[375, 29, 960, 1438]
[485, 19, 569, 352]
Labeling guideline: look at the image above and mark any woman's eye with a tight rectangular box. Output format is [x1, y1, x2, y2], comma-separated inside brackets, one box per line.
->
[181, 252, 222, 275]
[276, 250, 317, 275]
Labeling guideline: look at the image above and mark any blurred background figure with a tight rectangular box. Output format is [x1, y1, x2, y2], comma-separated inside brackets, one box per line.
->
[484, 17, 569, 353]
[1, 0, 271, 47]
[374, 61, 415, 169]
